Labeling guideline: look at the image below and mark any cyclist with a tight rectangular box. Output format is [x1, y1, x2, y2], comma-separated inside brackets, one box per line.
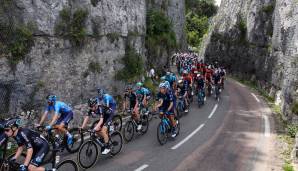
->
[155, 82, 177, 138]
[219, 67, 226, 89]
[195, 74, 205, 101]
[164, 72, 177, 89]
[176, 80, 188, 112]
[135, 82, 151, 115]
[96, 88, 116, 154]
[205, 65, 214, 95]
[4, 118, 50, 171]
[123, 85, 137, 114]
[212, 70, 222, 98]
[37, 95, 73, 145]
[182, 70, 192, 106]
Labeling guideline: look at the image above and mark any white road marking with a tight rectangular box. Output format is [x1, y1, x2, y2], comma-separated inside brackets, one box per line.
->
[208, 104, 218, 119]
[263, 115, 270, 137]
[135, 164, 149, 171]
[251, 93, 260, 103]
[171, 124, 205, 150]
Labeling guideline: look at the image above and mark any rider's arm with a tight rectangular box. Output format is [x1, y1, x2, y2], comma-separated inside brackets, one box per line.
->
[167, 102, 173, 112]
[39, 111, 48, 125]
[49, 113, 59, 126]
[142, 94, 147, 104]
[14, 145, 24, 159]
[23, 147, 33, 166]
[81, 116, 90, 129]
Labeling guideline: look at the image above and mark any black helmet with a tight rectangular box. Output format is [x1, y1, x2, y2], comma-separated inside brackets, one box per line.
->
[4, 118, 21, 128]
[88, 98, 98, 107]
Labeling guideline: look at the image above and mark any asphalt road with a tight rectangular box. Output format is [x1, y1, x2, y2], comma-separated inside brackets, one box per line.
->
[65, 79, 275, 171]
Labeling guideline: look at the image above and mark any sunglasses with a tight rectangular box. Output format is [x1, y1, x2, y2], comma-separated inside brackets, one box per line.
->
[4, 129, 11, 132]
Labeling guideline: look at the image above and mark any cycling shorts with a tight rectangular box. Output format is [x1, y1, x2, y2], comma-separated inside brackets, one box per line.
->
[30, 140, 49, 167]
[55, 111, 73, 126]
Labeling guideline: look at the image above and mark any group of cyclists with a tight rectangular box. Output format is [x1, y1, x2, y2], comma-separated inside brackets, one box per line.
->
[0, 51, 227, 171]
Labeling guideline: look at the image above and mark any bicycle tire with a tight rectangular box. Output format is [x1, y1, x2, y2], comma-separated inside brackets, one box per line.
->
[110, 131, 123, 156]
[112, 115, 123, 132]
[141, 115, 149, 134]
[56, 159, 79, 171]
[123, 120, 134, 142]
[66, 128, 84, 153]
[157, 122, 167, 145]
[78, 140, 98, 169]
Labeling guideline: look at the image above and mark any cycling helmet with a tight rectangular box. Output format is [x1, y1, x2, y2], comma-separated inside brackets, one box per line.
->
[183, 70, 188, 74]
[164, 81, 170, 89]
[126, 85, 133, 91]
[166, 72, 171, 76]
[159, 82, 167, 89]
[161, 76, 166, 81]
[178, 80, 183, 84]
[47, 95, 57, 103]
[4, 118, 20, 128]
[197, 74, 201, 77]
[136, 82, 143, 87]
[88, 98, 98, 107]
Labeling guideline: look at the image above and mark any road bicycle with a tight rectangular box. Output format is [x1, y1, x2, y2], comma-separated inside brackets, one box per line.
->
[36, 125, 83, 164]
[77, 125, 123, 169]
[157, 113, 180, 145]
[123, 104, 149, 142]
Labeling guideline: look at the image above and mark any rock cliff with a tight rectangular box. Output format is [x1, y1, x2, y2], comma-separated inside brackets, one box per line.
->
[200, 0, 298, 119]
[0, 0, 186, 114]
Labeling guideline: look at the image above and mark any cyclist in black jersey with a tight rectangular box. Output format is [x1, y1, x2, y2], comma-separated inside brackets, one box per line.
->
[4, 118, 50, 171]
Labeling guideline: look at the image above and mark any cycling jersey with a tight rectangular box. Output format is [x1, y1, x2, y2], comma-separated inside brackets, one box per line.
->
[46, 101, 73, 125]
[88, 106, 113, 126]
[196, 78, 205, 90]
[177, 85, 187, 97]
[124, 92, 137, 109]
[213, 73, 221, 85]
[14, 128, 49, 166]
[156, 92, 174, 114]
[136, 88, 151, 101]
[98, 94, 117, 110]
[165, 75, 177, 88]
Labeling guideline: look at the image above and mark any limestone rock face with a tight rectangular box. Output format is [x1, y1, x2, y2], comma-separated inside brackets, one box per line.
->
[200, 0, 298, 119]
[0, 0, 186, 115]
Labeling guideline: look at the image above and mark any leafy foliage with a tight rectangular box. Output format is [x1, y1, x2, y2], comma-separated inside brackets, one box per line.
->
[88, 61, 102, 73]
[107, 32, 120, 43]
[115, 45, 144, 82]
[0, 23, 34, 69]
[185, 0, 217, 48]
[145, 10, 177, 63]
[237, 15, 247, 41]
[55, 8, 88, 46]
[291, 101, 298, 115]
[186, 0, 218, 17]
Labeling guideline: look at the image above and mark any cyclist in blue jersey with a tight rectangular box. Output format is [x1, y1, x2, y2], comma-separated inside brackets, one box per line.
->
[4, 118, 50, 171]
[95, 89, 116, 152]
[164, 72, 177, 89]
[154, 83, 177, 138]
[37, 95, 73, 145]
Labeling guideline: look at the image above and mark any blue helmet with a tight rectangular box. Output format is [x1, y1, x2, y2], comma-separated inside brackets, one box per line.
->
[159, 82, 167, 89]
[47, 95, 57, 103]
[164, 81, 170, 89]
[4, 118, 21, 128]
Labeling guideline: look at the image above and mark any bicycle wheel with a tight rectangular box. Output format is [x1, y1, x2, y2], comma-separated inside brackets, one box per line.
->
[141, 115, 149, 134]
[157, 122, 167, 145]
[123, 120, 134, 142]
[78, 140, 98, 169]
[56, 159, 78, 171]
[66, 128, 84, 153]
[110, 131, 123, 156]
[112, 115, 123, 132]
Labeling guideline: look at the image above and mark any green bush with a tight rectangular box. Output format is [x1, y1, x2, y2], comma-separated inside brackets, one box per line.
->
[88, 61, 102, 73]
[107, 32, 120, 43]
[55, 8, 88, 46]
[0, 23, 34, 69]
[115, 45, 144, 82]
[146, 10, 177, 62]
[144, 77, 157, 96]
[283, 162, 294, 171]
[287, 124, 298, 138]
[186, 12, 209, 47]
[291, 101, 298, 115]
[237, 15, 247, 41]
[262, 4, 275, 14]
[186, 0, 218, 17]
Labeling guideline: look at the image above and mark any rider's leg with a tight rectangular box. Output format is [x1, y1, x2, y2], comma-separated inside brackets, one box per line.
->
[99, 126, 109, 144]
[28, 144, 49, 171]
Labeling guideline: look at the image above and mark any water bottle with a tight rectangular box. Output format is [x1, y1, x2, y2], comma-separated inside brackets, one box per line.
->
[55, 155, 60, 164]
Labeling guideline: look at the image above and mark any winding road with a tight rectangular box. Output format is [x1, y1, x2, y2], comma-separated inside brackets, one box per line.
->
[75, 79, 276, 171]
